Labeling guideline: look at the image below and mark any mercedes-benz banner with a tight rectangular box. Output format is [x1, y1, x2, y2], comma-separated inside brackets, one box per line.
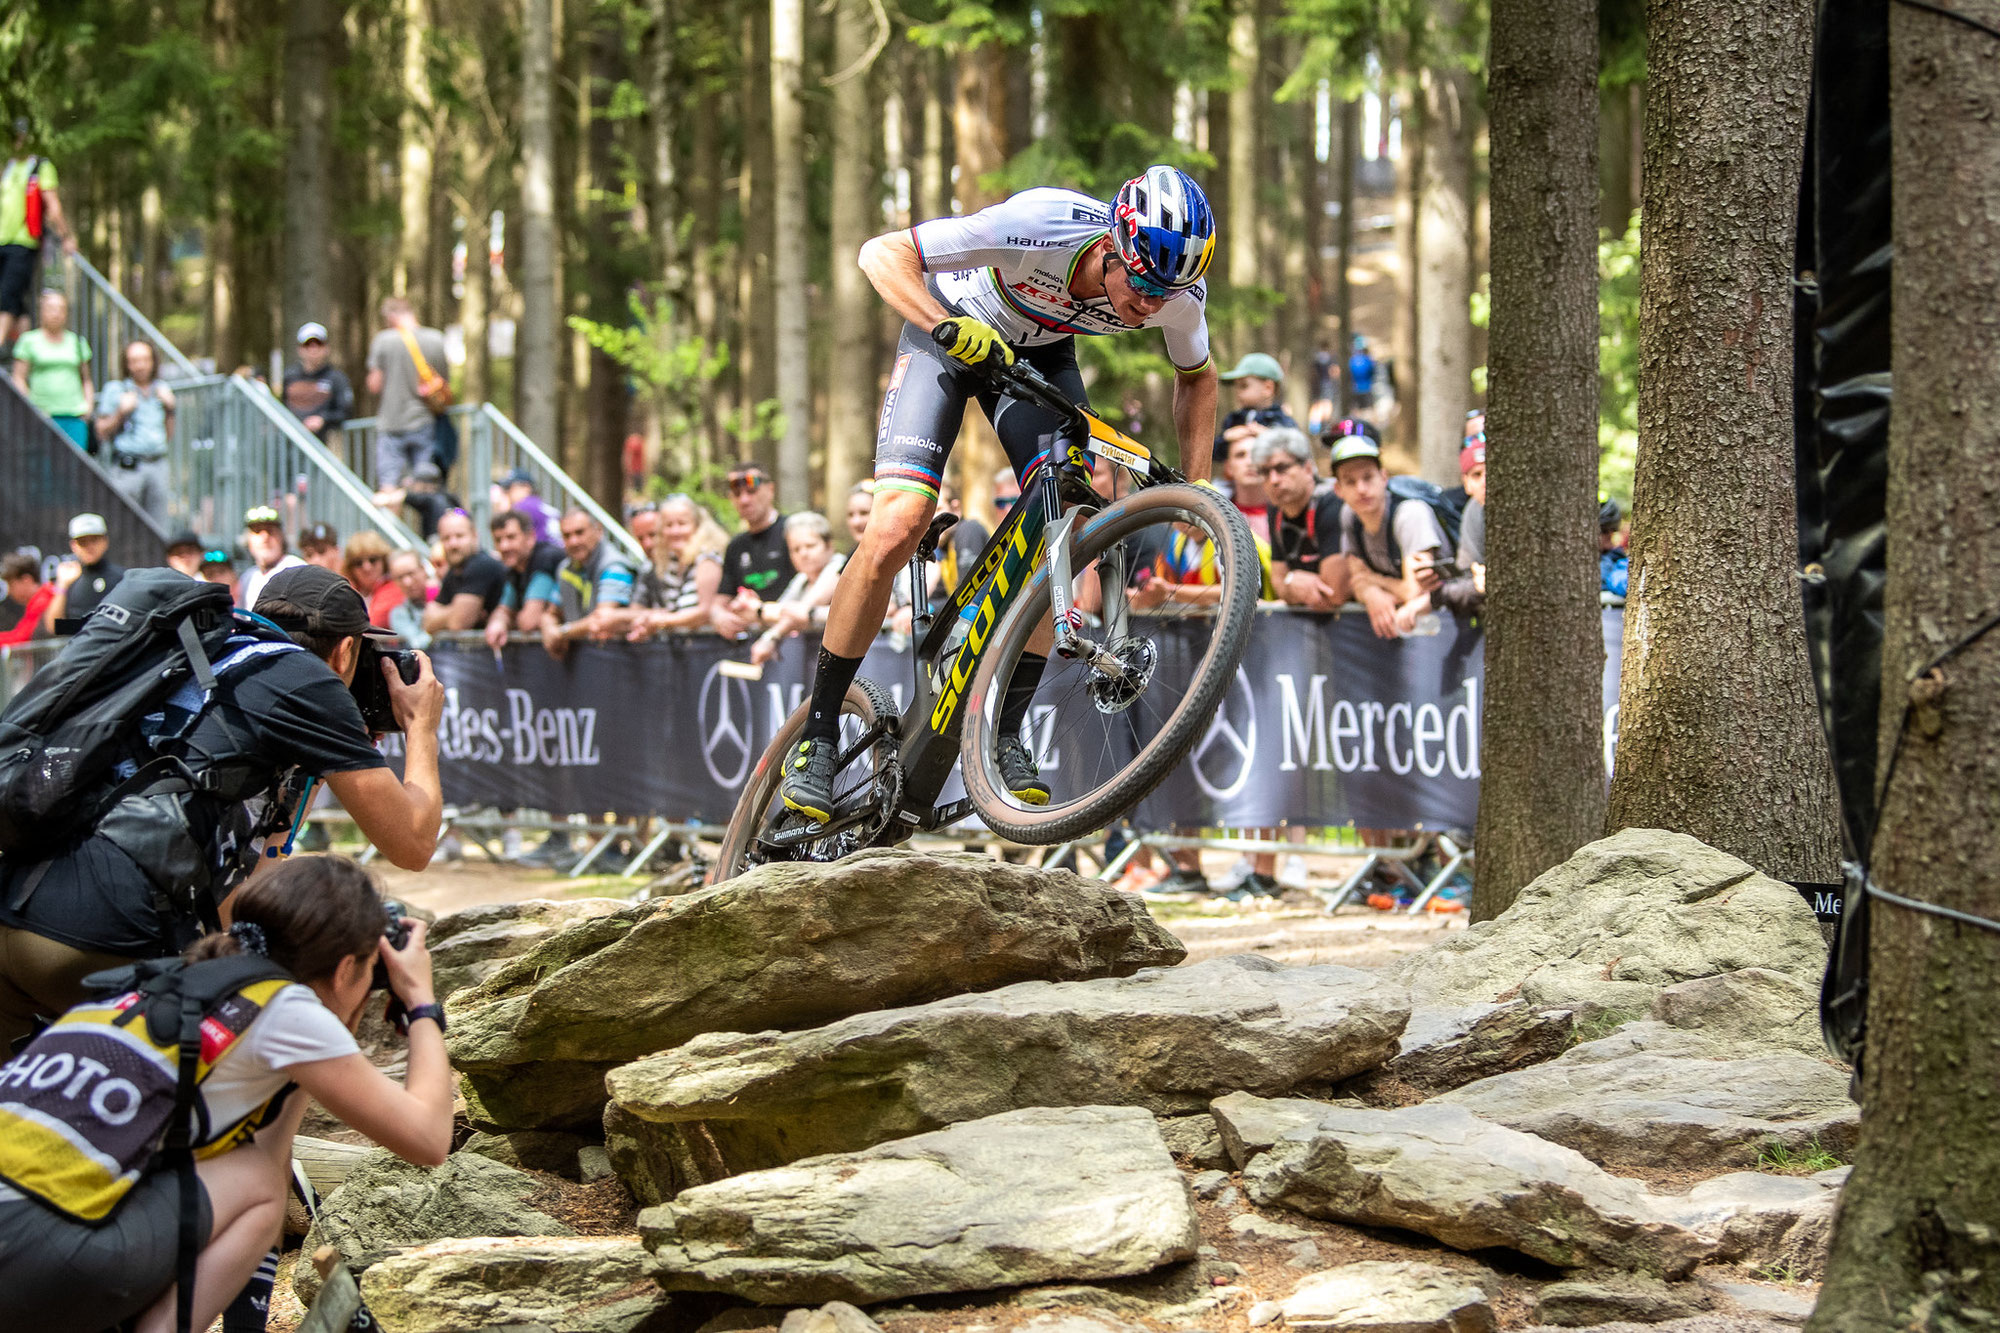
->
[414, 607, 1626, 832]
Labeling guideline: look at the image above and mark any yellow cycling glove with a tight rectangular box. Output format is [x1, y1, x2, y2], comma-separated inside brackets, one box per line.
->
[932, 317, 1016, 368]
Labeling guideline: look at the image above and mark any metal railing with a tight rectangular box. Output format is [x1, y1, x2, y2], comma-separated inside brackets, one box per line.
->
[55, 253, 424, 554]
[170, 375, 426, 553]
[55, 252, 201, 384]
[0, 375, 172, 565]
[340, 402, 645, 565]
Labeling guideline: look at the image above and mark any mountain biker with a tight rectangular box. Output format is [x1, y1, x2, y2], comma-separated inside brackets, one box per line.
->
[780, 165, 1220, 824]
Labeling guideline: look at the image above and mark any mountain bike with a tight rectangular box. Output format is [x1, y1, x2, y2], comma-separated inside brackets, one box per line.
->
[712, 337, 1260, 881]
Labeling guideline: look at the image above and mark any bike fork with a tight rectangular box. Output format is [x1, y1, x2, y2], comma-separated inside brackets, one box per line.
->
[1044, 509, 1133, 680]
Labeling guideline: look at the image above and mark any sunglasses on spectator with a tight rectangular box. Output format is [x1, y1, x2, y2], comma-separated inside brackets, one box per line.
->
[727, 474, 765, 494]
[994, 493, 1017, 510]
[1259, 458, 1303, 478]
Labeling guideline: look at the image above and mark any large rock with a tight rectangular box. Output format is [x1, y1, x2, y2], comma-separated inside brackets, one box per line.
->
[1534, 1274, 1711, 1326]
[1210, 1091, 1364, 1170]
[358, 1236, 674, 1332]
[1344, 1000, 1576, 1104]
[1280, 1261, 1497, 1333]
[605, 956, 1405, 1178]
[1390, 830, 1826, 1017]
[1657, 1169, 1847, 1278]
[1242, 1103, 1714, 1277]
[427, 897, 631, 1000]
[604, 1103, 732, 1208]
[1646, 969, 1826, 1058]
[448, 850, 1185, 1128]
[639, 1105, 1199, 1305]
[292, 1149, 574, 1305]
[1434, 1028, 1858, 1171]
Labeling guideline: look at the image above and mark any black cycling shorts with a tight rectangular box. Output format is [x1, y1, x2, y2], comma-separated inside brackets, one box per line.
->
[872, 322, 1089, 503]
[0, 245, 37, 320]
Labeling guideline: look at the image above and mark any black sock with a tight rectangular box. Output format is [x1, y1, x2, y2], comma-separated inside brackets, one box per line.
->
[804, 646, 864, 744]
[998, 653, 1048, 742]
[219, 1246, 278, 1333]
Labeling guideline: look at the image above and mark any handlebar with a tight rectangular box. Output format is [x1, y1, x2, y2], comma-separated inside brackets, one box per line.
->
[930, 320, 1182, 485]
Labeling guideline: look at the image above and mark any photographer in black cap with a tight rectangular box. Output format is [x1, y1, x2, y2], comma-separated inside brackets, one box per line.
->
[0, 565, 444, 1050]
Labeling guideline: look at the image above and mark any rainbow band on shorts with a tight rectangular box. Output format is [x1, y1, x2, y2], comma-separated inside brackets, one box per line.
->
[874, 461, 941, 502]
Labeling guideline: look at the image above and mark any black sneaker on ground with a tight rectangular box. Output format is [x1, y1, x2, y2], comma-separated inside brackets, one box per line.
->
[517, 834, 577, 869]
[781, 738, 838, 823]
[996, 736, 1051, 806]
[1160, 866, 1211, 892]
[1240, 871, 1283, 898]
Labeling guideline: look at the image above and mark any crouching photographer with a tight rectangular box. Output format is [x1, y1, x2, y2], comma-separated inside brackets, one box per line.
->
[0, 856, 453, 1333]
[0, 564, 445, 1051]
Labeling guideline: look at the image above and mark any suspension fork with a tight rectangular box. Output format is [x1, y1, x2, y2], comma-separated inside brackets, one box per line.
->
[1043, 497, 1134, 679]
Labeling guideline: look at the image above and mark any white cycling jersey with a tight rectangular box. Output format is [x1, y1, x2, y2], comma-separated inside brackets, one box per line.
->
[910, 187, 1213, 374]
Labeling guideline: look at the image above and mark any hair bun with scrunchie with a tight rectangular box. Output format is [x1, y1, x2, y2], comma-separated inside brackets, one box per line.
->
[229, 921, 269, 957]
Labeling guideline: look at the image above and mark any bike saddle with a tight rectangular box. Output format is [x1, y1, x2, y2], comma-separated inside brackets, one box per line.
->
[916, 511, 959, 561]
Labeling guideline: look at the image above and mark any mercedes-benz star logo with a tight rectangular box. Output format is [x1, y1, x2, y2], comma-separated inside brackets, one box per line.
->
[698, 662, 753, 788]
[1191, 666, 1256, 800]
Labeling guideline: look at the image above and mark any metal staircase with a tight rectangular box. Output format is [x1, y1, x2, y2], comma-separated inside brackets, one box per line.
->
[60, 254, 637, 563]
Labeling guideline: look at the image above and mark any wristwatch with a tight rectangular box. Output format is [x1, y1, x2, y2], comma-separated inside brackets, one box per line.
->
[404, 1002, 447, 1034]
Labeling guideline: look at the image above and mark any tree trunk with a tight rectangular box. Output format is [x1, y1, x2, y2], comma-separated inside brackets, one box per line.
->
[644, 0, 679, 289]
[1603, 0, 1838, 882]
[1472, 0, 1603, 919]
[690, 85, 725, 472]
[210, 211, 238, 372]
[140, 184, 168, 320]
[952, 40, 1011, 522]
[916, 51, 948, 223]
[1226, 4, 1259, 349]
[1335, 95, 1357, 407]
[1392, 85, 1422, 456]
[1416, 29, 1474, 486]
[460, 201, 491, 405]
[769, 0, 811, 511]
[825, 0, 878, 513]
[517, 0, 560, 447]
[738, 4, 777, 470]
[282, 0, 335, 341]
[396, 0, 434, 301]
[1599, 81, 1639, 237]
[1808, 15, 2000, 1325]
[1297, 86, 1326, 416]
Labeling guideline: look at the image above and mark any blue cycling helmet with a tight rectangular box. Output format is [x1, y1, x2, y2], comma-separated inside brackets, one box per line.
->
[1111, 166, 1216, 297]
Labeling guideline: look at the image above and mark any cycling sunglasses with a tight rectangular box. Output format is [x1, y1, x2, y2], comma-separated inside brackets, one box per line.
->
[1114, 255, 1177, 301]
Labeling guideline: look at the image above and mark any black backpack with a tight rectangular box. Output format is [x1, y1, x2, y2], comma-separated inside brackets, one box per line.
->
[0, 570, 257, 861]
[1351, 476, 1467, 576]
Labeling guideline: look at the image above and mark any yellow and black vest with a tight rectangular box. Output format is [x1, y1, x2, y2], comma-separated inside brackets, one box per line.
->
[0, 954, 294, 1222]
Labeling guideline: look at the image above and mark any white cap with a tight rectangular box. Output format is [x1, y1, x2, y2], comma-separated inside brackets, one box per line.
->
[68, 513, 108, 539]
[296, 321, 329, 345]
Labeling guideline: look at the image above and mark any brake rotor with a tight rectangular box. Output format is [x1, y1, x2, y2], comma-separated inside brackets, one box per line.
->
[1086, 635, 1159, 714]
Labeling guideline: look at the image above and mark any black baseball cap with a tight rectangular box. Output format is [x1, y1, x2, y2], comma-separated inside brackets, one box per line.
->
[164, 528, 203, 555]
[256, 566, 396, 638]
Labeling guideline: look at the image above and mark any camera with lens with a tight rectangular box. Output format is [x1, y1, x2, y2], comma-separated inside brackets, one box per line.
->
[369, 899, 411, 992]
[350, 640, 422, 733]
[371, 899, 415, 1030]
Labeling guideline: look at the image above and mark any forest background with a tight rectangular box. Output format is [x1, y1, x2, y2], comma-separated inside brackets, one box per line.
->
[0, 0, 1645, 525]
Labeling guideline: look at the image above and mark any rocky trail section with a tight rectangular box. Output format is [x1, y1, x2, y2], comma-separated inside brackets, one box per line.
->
[292, 831, 1849, 1333]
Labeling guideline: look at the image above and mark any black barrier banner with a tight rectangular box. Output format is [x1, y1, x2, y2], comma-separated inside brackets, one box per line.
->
[416, 608, 1626, 831]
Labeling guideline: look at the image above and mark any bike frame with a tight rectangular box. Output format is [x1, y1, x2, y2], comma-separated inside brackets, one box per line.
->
[865, 360, 1182, 837]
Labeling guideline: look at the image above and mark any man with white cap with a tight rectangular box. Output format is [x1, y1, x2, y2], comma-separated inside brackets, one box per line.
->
[237, 504, 306, 610]
[54, 512, 123, 621]
[281, 320, 354, 443]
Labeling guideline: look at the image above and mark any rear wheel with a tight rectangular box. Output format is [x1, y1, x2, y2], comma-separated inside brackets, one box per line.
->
[959, 482, 1259, 843]
[710, 678, 901, 883]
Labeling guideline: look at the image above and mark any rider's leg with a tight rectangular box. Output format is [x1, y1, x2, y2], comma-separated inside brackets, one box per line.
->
[801, 487, 937, 746]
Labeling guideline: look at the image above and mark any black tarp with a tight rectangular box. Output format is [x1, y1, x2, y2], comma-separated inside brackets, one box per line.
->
[1794, 0, 1891, 1067]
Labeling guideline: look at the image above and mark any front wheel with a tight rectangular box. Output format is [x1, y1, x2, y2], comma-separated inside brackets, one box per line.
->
[959, 482, 1259, 843]
[710, 678, 901, 883]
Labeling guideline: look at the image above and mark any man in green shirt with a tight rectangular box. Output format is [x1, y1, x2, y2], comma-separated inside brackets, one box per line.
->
[0, 119, 78, 360]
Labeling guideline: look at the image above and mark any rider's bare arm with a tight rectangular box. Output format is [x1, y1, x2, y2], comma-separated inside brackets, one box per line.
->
[1172, 362, 1218, 485]
[858, 231, 952, 332]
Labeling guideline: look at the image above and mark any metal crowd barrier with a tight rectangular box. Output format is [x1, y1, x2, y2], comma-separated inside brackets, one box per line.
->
[340, 402, 645, 566]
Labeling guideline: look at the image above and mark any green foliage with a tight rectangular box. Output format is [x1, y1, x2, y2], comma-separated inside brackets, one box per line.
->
[1598, 212, 1642, 507]
[1754, 1135, 1846, 1176]
[569, 293, 727, 483]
